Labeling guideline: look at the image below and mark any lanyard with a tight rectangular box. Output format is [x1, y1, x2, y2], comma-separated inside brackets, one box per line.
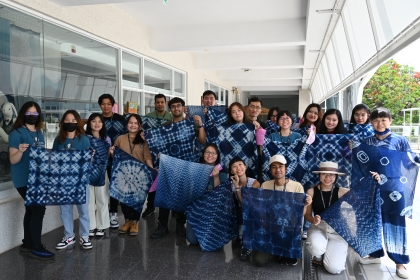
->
[127, 134, 136, 155]
[319, 185, 335, 210]
[24, 126, 39, 146]
[273, 179, 288, 191]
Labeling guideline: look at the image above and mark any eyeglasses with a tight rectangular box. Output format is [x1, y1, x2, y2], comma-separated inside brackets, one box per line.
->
[249, 105, 261, 110]
[170, 104, 183, 109]
[25, 112, 39, 117]
[204, 151, 217, 156]
[270, 115, 278, 119]
[279, 117, 291, 122]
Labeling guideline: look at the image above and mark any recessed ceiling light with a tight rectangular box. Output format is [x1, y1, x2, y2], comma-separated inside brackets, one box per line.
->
[243, 69, 251, 72]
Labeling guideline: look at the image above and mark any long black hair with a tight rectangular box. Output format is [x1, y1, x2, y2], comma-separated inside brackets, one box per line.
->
[199, 143, 221, 165]
[12, 101, 43, 132]
[350, 104, 370, 124]
[86, 113, 107, 140]
[317, 109, 346, 134]
[127, 114, 145, 145]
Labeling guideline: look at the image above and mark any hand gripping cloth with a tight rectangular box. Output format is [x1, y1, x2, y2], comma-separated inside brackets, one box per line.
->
[87, 135, 110, 187]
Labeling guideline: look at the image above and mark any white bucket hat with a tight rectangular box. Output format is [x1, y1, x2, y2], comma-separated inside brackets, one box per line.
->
[312, 161, 345, 176]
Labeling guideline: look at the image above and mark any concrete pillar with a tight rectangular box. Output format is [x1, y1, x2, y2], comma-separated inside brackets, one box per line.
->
[298, 89, 311, 116]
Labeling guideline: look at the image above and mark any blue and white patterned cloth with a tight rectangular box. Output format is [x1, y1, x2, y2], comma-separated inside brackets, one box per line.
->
[186, 180, 238, 252]
[320, 177, 383, 257]
[109, 147, 157, 212]
[352, 143, 419, 218]
[261, 137, 307, 182]
[205, 107, 228, 143]
[26, 146, 92, 206]
[241, 187, 306, 258]
[141, 116, 166, 131]
[292, 125, 310, 136]
[346, 123, 375, 141]
[301, 134, 353, 190]
[105, 119, 127, 144]
[87, 135, 110, 187]
[145, 119, 200, 166]
[154, 154, 214, 212]
[210, 123, 259, 178]
[265, 120, 279, 136]
[188, 105, 227, 125]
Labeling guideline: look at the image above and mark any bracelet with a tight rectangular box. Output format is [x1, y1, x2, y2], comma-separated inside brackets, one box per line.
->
[197, 125, 204, 128]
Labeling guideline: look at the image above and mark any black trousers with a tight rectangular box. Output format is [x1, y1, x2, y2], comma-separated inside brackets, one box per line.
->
[158, 207, 186, 226]
[16, 187, 46, 250]
[146, 191, 156, 209]
[107, 163, 119, 213]
[120, 203, 140, 221]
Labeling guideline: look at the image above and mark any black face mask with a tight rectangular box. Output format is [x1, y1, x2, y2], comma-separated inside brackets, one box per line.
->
[63, 123, 78, 132]
[24, 115, 39, 125]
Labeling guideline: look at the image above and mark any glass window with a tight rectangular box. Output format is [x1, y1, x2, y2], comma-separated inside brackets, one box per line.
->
[123, 90, 141, 115]
[321, 58, 332, 92]
[326, 93, 339, 110]
[325, 41, 341, 87]
[333, 18, 354, 80]
[174, 71, 184, 96]
[343, 0, 377, 69]
[209, 83, 219, 100]
[144, 60, 171, 94]
[122, 52, 141, 88]
[144, 92, 157, 114]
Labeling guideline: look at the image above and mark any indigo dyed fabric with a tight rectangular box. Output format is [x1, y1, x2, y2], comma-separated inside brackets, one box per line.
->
[205, 107, 228, 143]
[301, 134, 353, 190]
[265, 120, 279, 136]
[188, 105, 227, 125]
[145, 119, 200, 166]
[346, 124, 375, 141]
[241, 187, 306, 258]
[154, 154, 214, 212]
[292, 125, 310, 136]
[320, 177, 383, 257]
[105, 119, 127, 144]
[261, 137, 307, 182]
[186, 180, 238, 252]
[212, 123, 258, 178]
[26, 147, 92, 206]
[87, 135, 110, 187]
[141, 116, 166, 131]
[109, 147, 157, 212]
[352, 142, 419, 217]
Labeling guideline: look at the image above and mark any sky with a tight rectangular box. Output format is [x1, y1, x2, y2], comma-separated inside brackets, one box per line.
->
[392, 38, 420, 72]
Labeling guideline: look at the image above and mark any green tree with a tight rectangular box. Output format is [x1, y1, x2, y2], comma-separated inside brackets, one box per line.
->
[363, 59, 420, 124]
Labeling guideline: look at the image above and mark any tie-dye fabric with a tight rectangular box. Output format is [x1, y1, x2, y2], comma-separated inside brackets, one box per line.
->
[154, 154, 214, 212]
[145, 119, 200, 166]
[211, 123, 259, 178]
[87, 135, 110, 187]
[265, 120, 279, 136]
[261, 137, 307, 182]
[292, 125, 310, 136]
[205, 107, 228, 143]
[109, 147, 157, 212]
[186, 180, 238, 252]
[320, 177, 383, 257]
[241, 187, 306, 258]
[188, 105, 227, 125]
[25, 146, 92, 206]
[141, 116, 166, 131]
[105, 119, 127, 144]
[352, 142, 419, 218]
[346, 123, 375, 141]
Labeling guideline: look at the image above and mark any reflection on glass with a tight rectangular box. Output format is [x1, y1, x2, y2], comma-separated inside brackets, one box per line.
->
[144, 92, 157, 114]
[123, 90, 141, 115]
[122, 52, 141, 88]
[209, 84, 219, 100]
[144, 60, 171, 94]
[174, 71, 184, 96]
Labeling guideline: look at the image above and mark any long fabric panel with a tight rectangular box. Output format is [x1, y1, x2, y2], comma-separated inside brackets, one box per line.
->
[154, 154, 214, 212]
[320, 177, 383, 257]
[109, 147, 157, 212]
[141, 116, 166, 131]
[145, 119, 200, 166]
[87, 135, 110, 187]
[186, 180, 238, 252]
[105, 119, 127, 144]
[241, 187, 306, 258]
[352, 142, 419, 218]
[26, 146, 92, 206]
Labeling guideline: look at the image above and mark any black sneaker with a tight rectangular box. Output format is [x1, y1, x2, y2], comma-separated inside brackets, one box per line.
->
[29, 245, 55, 260]
[80, 237, 93, 250]
[233, 236, 243, 248]
[176, 223, 186, 237]
[141, 207, 156, 218]
[96, 229, 105, 236]
[19, 244, 32, 252]
[150, 223, 169, 239]
[240, 246, 251, 261]
[285, 257, 298, 266]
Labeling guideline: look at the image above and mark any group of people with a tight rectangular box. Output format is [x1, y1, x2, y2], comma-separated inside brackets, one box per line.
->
[9, 90, 411, 279]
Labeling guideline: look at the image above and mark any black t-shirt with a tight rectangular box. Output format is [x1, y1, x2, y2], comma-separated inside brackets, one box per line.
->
[312, 186, 339, 216]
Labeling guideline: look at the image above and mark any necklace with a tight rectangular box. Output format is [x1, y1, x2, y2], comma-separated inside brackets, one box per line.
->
[279, 130, 291, 143]
[319, 185, 335, 210]
[127, 134, 136, 155]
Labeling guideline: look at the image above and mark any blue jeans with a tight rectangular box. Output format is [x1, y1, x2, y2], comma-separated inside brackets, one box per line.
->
[186, 222, 199, 245]
[60, 185, 90, 238]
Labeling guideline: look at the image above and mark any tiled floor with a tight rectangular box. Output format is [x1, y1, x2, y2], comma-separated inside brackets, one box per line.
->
[0, 211, 302, 280]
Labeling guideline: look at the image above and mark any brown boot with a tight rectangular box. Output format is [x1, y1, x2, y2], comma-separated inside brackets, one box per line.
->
[130, 221, 139, 236]
[119, 220, 131, 234]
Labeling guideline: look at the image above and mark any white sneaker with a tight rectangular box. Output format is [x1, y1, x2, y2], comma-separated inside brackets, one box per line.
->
[56, 236, 76, 250]
[80, 237, 93, 250]
[89, 229, 95, 237]
[396, 266, 409, 279]
[96, 229, 105, 236]
[301, 231, 307, 239]
[358, 257, 381, 264]
[110, 213, 119, 228]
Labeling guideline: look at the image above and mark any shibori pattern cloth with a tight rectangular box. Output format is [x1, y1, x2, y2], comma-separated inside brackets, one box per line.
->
[352, 142, 419, 218]
[145, 119, 200, 166]
[212, 123, 259, 178]
[292, 125, 310, 136]
[320, 177, 383, 257]
[141, 116, 166, 131]
[105, 119, 127, 144]
[265, 120, 279, 136]
[109, 147, 157, 212]
[26, 146, 92, 206]
[261, 137, 307, 182]
[346, 123, 375, 141]
[241, 187, 306, 258]
[301, 134, 353, 190]
[205, 107, 228, 143]
[186, 180, 238, 252]
[187, 105, 227, 126]
[87, 135, 110, 187]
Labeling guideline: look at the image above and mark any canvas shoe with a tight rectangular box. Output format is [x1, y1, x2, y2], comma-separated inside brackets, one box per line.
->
[29, 245, 55, 260]
[240, 246, 251, 261]
[89, 229, 95, 237]
[96, 229, 106, 236]
[150, 223, 169, 239]
[56, 236, 76, 250]
[80, 237, 93, 250]
[110, 213, 119, 229]
[358, 257, 381, 264]
[396, 266, 409, 279]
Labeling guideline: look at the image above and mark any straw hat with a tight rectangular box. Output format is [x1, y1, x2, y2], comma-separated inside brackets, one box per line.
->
[312, 161, 345, 176]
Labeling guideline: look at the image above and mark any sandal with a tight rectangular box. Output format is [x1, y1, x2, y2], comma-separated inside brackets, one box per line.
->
[312, 257, 323, 266]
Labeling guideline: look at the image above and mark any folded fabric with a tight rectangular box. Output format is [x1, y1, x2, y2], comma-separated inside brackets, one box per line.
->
[105, 119, 127, 143]
[186, 180, 238, 252]
[87, 135, 110, 186]
[241, 187, 306, 258]
[154, 154, 214, 212]
[141, 116, 166, 131]
[145, 119, 200, 166]
[26, 146, 92, 206]
[320, 177, 383, 257]
[109, 147, 157, 212]
[352, 142, 419, 217]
